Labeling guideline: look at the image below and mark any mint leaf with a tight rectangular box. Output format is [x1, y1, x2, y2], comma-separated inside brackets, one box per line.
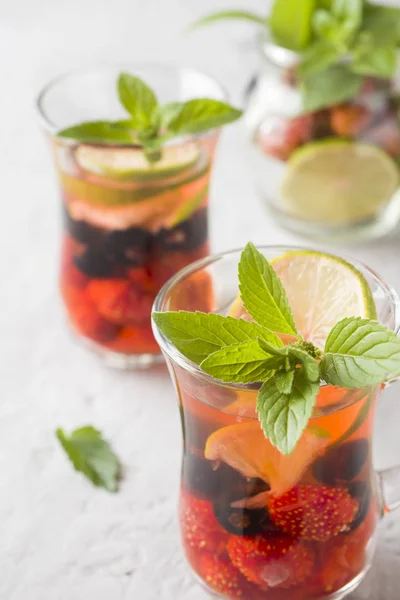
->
[56, 426, 120, 492]
[58, 121, 134, 144]
[362, 4, 400, 46]
[270, 0, 315, 51]
[288, 346, 320, 382]
[257, 370, 319, 455]
[298, 41, 341, 77]
[300, 65, 362, 112]
[189, 10, 266, 31]
[275, 370, 295, 394]
[200, 340, 275, 383]
[152, 311, 283, 364]
[352, 45, 397, 79]
[167, 99, 242, 135]
[117, 73, 158, 129]
[238, 242, 297, 335]
[157, 102, 184, 129]
[320, 317, 400, 388]
[332, 0, 362, 35]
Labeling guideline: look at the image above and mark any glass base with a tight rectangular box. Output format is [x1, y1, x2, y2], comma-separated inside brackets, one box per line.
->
[263, 192, 400, 244]
[191, 563, 370, 600]
[71, 328, 163, 370]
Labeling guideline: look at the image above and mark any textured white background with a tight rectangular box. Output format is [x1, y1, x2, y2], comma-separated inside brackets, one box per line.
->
[1, 0, 400, 598]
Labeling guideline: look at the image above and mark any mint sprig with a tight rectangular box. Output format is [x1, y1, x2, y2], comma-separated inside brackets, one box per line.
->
[189, 0, 400, 112]
[153, 242, 400, 456]
[57, 72, 242, 162]
[56, 426, 121, 492]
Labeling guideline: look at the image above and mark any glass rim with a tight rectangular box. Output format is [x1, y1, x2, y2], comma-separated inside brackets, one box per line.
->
[152, 244, 400, 390]
[35, 62, 229, 148]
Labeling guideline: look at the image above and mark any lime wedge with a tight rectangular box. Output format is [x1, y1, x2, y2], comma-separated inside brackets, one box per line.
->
[75, 143, 200, 182]
[282, 140, 399, 225]
[229, 250, 376, 349]
[271, 250, 376, 348]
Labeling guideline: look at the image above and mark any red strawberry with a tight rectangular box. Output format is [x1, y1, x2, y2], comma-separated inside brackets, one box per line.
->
[268, 485, 359, 543]
[317, 507, 377, 594]
[257, 114, 313, 161]
[63, 286, 120, 343]
[180, 490, 227, 555]
[87, 278, 154, 326]
[227, 533, 314, 590]
[330, 104, 372, 137]
[196, 553, 253, 599]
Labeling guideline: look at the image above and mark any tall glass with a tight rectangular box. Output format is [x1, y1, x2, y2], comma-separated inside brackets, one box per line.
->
[152, 247, 400, 600]
[36, 65, 226, 368]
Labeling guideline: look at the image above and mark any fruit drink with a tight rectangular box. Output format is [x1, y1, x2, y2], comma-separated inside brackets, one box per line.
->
[58, 139, 214, 360]
[178, 375, 379, 599]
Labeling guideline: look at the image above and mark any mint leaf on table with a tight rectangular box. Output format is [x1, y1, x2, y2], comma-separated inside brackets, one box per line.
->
[189, 10, 266, 31]
[270, 0, 315, 51]
[56, 426, 120, 492]
[361, 3, 400, 46]
[320, 317, 400, 388]
[152, 311, 282, 365]
[167, 99, 242, 135]
[58, 121, 135, 144]
[117, 73, 158, 129]
[257, 370, 319, 455]
[200, 340, 275, 383]
[300, 65, 363, 113]
[238, 242, 298, 335]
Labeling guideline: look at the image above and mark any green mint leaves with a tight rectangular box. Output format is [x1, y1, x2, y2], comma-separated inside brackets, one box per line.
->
[56, 426, 121, 492]
[239, 243, 297, 335]
[189, 0, 400, 113]
[57, 72, 242, 161]
[153, 242, 400, 456]
[320, 317, 400, 388]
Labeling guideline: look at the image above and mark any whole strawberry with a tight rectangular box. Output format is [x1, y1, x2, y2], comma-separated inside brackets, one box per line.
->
[268, 485, 359, 542]
[227, 533, 314, 590]
[180, 490, 227, 555]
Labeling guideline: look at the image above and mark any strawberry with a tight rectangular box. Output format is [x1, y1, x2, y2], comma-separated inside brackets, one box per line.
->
[257, 114, 313, 161]
[87, 277, 154, 326]
[227, 533, 314, 590]
[316, 507, 377, 594]
[330, 104, 372, 137]
[63, 286, 120, 343]
[180, 490, 227, 555]
[196, 553, 253, 599]
[268, 485, 359, 543]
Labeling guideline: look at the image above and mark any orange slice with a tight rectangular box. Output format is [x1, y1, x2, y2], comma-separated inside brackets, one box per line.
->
[205, 421, 330, 496]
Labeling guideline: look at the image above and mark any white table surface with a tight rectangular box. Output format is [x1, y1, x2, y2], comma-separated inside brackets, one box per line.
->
[1, 0, 400, 598]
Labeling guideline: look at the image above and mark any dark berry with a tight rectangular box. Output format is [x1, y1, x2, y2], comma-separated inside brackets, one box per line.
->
[312, 439, 369, 485]
[181, 453, 244, 502]
[74, 248, 116, 278]
[347, 481, 372, 532]
[63, 207, 99, 246]
[158, 208, 208, 252]
[213, 480, 273, 536]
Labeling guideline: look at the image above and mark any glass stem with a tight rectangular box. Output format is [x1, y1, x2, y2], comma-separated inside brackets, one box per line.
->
[378, 466, 400, 514]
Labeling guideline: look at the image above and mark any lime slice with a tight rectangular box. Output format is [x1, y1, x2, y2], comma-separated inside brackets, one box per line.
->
[230, 250, 376, 349]
[75, 143, 200, 182]
[282, 140, 399, 224]
[272, 250, 376, 348]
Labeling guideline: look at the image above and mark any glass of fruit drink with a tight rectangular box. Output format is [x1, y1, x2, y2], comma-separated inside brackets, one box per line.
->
[36, 65, 241, 368]
[152, 244, 400, 599]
